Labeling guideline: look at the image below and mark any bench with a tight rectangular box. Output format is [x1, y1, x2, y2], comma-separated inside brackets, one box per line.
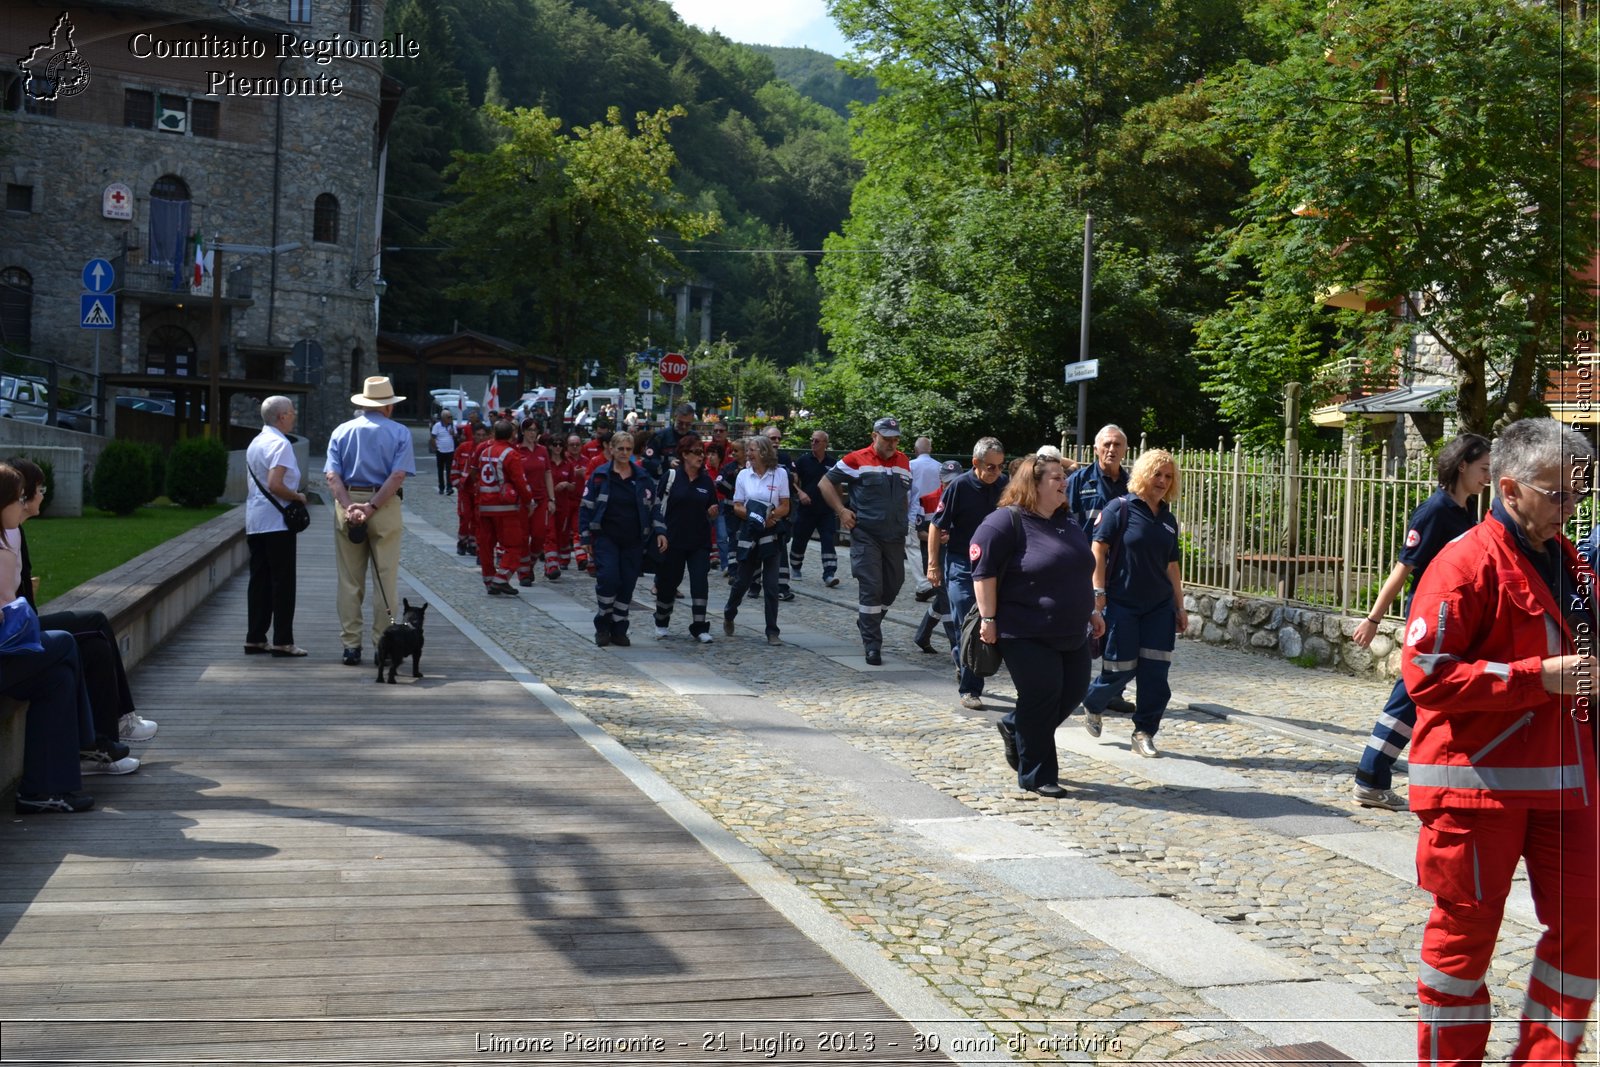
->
[1235, 553, 1344, 600]
[0, 507, 250, 805]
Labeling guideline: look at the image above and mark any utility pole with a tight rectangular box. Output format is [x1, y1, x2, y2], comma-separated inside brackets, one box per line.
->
[1075, 212, 1093, 450]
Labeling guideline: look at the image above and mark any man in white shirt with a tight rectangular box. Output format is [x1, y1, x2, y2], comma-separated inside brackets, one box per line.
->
[429, 409, 458, 495]
[245, 395, 307, 656]
[908, 436, 942, 599]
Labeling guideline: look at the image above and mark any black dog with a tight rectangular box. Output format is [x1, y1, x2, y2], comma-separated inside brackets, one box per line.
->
[375, 600, 427, 684]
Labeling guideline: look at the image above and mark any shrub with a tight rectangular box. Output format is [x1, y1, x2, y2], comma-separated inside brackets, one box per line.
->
[92, 440, 152, 515]
[138, 443, 165, 505]
[165, 435, 228, 507]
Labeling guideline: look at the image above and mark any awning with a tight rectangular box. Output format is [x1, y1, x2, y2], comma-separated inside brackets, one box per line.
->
[1339, 384, 1450, 415]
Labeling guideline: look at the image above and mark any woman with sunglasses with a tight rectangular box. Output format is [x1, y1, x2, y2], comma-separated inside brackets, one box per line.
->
[651, 434, 720, 643]
[1347, 433, 1492, 811]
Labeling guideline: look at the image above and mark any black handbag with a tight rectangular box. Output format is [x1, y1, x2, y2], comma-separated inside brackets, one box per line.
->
[248, 465, 312, 534]
[959, 603, 1002, 678]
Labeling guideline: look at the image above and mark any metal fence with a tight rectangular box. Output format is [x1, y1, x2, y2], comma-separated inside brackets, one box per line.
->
[1067, 440, 1443, 620]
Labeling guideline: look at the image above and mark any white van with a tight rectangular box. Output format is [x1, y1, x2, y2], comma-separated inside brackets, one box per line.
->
[565, 387, 637, 427]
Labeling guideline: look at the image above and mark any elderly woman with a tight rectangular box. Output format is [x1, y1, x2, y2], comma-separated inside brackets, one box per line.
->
[723, 435, 790, 645]
[580, 430, 653, 647]
[1081, 448, 1187, 757]
[244, 395, 307, 657]
[971, 452, 1102, 798]
[652, 434, 720, 643]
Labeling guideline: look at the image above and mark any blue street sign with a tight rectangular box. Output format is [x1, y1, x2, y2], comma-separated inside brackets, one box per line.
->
[81, 293, 115, 329]
[82, 258, 115, 294]
[638, 372, 654, 395]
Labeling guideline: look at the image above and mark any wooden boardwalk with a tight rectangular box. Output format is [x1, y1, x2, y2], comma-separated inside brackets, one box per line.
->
[0, 539, 941, 1064]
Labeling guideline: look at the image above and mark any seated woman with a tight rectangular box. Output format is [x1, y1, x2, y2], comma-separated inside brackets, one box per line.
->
[0, 462, 130, 813]
[9, 458, 157, 747]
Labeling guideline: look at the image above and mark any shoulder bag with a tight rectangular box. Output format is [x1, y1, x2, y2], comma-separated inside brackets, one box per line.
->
[958, 506, 1023, 679]
[248, 464, 312, 534]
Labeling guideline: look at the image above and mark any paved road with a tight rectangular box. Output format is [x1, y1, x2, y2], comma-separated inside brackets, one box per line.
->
[400, 475, 1584, 1064]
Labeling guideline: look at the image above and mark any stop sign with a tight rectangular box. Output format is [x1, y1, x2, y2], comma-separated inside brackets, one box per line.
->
[659, 352, 688, 384]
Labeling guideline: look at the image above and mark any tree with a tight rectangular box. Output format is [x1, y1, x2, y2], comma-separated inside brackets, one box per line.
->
[429, 105, 718, 426]
[1199, 0, 1595, 438]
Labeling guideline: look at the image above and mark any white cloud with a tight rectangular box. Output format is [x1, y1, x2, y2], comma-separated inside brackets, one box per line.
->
[667, 0, 850, 56]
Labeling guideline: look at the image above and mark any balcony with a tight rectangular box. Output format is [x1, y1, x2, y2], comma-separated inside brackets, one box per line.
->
[115, 259, 254, 308]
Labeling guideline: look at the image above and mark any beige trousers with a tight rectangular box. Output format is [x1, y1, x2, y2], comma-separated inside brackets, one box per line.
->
[332, 489, 404, 650]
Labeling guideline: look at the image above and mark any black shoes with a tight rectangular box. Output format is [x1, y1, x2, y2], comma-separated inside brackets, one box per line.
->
[519, 578, 534, 588]
[611, 633, 631, 647]
[997, 722, 1018, 770]
[864, 648, 883, 666]
[914, 635, 936, 653]
[15, 791, 94, 814]
[724, 616, 736, 637]
[914, 586, 937, 603]
[1107, 697, 1137, 715]
[777, 589, 796, 602]
[823, 574, 840, 588]
[1030, 783, 1068, 799]
[766, 633, 782, 646]
[594, 631, 612, 648]
[487, 581, 519, 596]
[342, 647, 362, 666]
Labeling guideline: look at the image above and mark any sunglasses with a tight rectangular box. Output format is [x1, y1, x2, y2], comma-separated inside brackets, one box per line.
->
[685, 449, 704, 455]
[1516, 480, 1583, 507]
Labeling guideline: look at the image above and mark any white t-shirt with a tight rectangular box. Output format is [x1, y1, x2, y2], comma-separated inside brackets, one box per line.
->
[430, 420, 457, 454]
[909, 452, 941, 521]
[734, 465, 789, 511]
[245, 425, 301, 534]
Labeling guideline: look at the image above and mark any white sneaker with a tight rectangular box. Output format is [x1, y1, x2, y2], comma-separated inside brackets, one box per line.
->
[80, 752, 140, 775]
[1352, 782, 1408, 811]
[118, 712, 158, 742]
[696, 632, 714, 644]
[654, 626, 671, 639]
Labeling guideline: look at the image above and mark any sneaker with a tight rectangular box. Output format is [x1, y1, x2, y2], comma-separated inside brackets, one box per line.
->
[960, 694, 984, 710]
[777, 589, 796, 602]
[1083, 711, 1102, 738]
[1352, 782, 1408, 811]
[342, 647, 362, 666]
[15, 791, 94, 814]
[118, 712, 158, 742]
[791, 566, 803, 579]
[654, 626, 671, 639]
[823, 574, 840, 588]
[696, 632, 714, 644]
[80, 750, 140, 775]
[1131, 731, 1158, 758]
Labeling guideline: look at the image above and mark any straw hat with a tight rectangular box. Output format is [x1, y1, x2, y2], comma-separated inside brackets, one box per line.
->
[351, 376, 405, 408]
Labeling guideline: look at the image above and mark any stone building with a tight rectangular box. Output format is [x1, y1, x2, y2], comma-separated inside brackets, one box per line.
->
[0, 0, 404, 445]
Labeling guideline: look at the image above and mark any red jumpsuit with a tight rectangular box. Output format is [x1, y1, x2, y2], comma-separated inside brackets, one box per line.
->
[515, 440, 556, 581]
[552, 452, 583, 569]
[1402, 509, 1598, 1066]
[474, 440, 532, 589]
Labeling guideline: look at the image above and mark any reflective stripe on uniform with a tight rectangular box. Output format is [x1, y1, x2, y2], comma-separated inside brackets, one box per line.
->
[1419, 961, 1486, 999]
[1521, 999, 1590, 1044]
[1407, 762, 1586, 792]
[1139, 647, 1174, 663]
[1419, 1002, 1492, 1026]
[1103, 657, 1138, 671]
[1530, 957, 1600, 1001]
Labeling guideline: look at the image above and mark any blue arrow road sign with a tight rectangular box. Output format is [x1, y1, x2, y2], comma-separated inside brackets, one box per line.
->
[81, 293, 115, 329]
[82, 259, 115, 294]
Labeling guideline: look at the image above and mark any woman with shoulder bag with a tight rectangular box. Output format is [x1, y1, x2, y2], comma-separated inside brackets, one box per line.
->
[652, 434, 720, 643]
[244, 396, 308, 657]
[1081, 449, 1187, 757]
[970, 453, 1103, 799]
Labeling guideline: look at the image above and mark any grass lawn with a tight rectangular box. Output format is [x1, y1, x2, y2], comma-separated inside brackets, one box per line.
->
[26, 502, 235, 605]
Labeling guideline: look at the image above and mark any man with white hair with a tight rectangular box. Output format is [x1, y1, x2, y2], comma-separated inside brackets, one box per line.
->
[244, 395, 307, 657]
[1402, 417, 1598, 1064]
[1065, 424, 1128, 528]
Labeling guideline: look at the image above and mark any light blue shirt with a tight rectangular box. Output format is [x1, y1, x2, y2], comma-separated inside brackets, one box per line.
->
[324, 410, 416, 487]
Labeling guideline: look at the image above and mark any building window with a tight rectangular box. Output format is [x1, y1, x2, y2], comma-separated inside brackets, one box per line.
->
[349, 0, 366, 33]
[5, 185, 32, 213]
[289, 0, 313, 23]
[313, 194, 339, 243]
[191, 99, 219, 139]
[0, 268, 33, 350]
[124, 89, 154, 129]
[152, 175, 191, 202]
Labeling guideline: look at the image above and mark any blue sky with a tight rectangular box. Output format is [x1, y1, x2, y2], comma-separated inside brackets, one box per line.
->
[667, 0, 850, 56]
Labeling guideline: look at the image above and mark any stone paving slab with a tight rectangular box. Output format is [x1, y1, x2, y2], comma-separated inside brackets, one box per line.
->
[1056, 729, 1250, 789]
[1200, 981, 1410, 1064]
[1047, 898, 1312, 988]
[901, 818, 1083, 861]
[983, 858, 1156, 901]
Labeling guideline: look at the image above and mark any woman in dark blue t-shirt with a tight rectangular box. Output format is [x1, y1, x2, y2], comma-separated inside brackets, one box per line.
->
[971, 453, 1104, 798]
[1082, 449, 1187, 758]
[652, 434, 720, 643]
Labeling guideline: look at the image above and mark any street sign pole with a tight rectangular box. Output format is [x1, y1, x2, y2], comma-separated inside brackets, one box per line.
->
[1076, 212, 1093, 450]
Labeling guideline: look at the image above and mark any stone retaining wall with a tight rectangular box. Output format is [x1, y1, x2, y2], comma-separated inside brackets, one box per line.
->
[1184, 590, 1403, 680]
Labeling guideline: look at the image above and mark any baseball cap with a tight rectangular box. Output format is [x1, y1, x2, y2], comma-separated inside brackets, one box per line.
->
[873, 416, 902, 437]
[940, 460, 962, 483]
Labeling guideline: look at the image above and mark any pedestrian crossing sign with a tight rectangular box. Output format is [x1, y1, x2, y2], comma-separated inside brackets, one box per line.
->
[81, 293, 115, 329]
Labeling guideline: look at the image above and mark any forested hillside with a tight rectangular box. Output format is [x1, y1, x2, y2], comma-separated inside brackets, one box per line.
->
[379, 0, 860, 371]
[747, 44, 880, 118]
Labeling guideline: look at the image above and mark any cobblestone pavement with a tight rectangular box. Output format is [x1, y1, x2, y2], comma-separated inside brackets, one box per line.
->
[391, 466, 1584, 1063]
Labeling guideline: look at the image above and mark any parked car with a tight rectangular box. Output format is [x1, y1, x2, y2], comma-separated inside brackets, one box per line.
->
[428, 388, 480, 418]
[55, 397, 97, 432]
[0, 376, 50, 424]
[115, 395, 177, 416]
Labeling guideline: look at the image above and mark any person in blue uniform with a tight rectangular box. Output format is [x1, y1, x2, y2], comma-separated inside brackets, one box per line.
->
[1081, 448, 1187, 758]
[652, 434, 719, 643]
[1064, 423, 1129, 528]
[926, 437, 1008, 709]
[1348, 433, 1492, 811]
[580, 433, 654, 647]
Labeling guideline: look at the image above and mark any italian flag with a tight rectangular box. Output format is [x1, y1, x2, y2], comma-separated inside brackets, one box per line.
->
[192, 232, 206, 289]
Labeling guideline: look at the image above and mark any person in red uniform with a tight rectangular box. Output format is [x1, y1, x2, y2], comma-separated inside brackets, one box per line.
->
[1401, 417, 1598, 1066]
[552, 432, 585, 570]
[474, 419, 533, 596]
[515, 418, 559, 584]
[451, 420, 481, 557]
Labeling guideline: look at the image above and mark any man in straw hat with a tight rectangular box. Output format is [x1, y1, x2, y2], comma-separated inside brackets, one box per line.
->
[325, 376, 416, 665]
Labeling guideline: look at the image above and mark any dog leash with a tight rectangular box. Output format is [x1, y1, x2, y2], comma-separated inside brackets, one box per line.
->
[364, 535, 398, 628]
